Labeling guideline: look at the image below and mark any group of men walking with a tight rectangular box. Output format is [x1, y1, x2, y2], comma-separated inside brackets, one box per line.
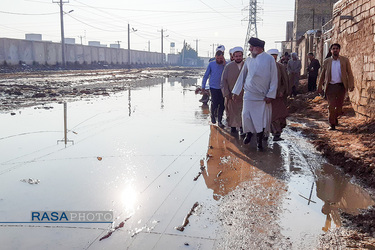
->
[201, 37, 354, 150]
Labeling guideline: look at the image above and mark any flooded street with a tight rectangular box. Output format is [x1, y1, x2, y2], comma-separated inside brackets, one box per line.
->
[0, 74, 374, 249]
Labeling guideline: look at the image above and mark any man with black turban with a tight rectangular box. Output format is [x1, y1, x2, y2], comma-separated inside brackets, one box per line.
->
[232, 37, 278, 150]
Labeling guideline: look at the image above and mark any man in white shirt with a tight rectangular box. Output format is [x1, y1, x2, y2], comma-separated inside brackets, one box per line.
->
[318, 43, 354, 130]
[232, 37, 278, 150]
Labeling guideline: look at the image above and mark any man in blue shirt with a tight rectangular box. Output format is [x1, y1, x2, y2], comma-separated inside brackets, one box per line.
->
[202, 48, 226, 127]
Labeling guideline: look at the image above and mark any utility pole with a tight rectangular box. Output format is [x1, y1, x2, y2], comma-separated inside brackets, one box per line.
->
[158, 28, 167, 64]
[148, 40, 150, 52]
[78, 35, 84, 45]
[182, 40, 185, 65]
[210, 43, 218, 57]
[312, 8, 315, 29]
[53, 0, 69, 68]
[128, 23, 131, 65]
[243, 0, 259, 53]
[193, 39, 200, 57]
[127, 24, 137, 66]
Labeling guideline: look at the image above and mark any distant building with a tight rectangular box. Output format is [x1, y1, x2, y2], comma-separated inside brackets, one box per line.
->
[25, 34, 42, 41]
[64, 38, 75, 44]
[88, 41, 101, 46]
[110, 44, 120, 48]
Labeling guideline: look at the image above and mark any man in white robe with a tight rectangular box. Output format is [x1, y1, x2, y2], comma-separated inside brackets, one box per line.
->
[232, 37, 278, 150]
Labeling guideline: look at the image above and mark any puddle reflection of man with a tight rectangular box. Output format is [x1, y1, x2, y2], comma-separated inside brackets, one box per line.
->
[202, 125, 253, 200]
[316, 165, 375, 231]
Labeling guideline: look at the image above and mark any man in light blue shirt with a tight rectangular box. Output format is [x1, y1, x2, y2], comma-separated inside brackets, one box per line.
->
[202, 48, 226, 127]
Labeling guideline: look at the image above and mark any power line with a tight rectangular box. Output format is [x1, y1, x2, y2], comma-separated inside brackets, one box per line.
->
[0, 10, 59, 15]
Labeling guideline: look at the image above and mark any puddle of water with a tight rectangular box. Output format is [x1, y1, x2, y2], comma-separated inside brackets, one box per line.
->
[0, 74, 373, 250]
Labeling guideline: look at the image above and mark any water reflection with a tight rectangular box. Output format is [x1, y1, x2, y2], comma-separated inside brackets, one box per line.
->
[161, 81, 164, 109]
[167, 77, 197, 87]
[202, 125, 285, 200]
[194, 103, 210, 121]
[128, 88, 131, 117]
[316, 164, 375, 231]
[121, 185, 138, 214]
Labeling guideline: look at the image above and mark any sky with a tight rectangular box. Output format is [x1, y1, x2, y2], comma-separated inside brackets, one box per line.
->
[0, 0, 295, 58]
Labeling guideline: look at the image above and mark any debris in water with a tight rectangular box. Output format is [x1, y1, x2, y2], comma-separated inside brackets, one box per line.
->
[193, 163, 206, 181]
[175, 202, 199, 232]
[180, 139, 185, 143]
[217, 170, 223, 178]
[193, 172, 202, 181]
[20, 178, 40, 184]
[10, 112, 16, 116]
[97, 157, 102, 161]
[99, 217, 130, 241]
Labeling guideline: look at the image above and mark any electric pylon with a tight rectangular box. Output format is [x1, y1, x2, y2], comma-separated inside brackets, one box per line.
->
[243, 0, 259, 53]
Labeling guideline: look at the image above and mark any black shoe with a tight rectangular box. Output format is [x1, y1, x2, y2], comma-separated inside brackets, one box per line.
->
[328, 125, 336, 130]
[243, 133, 252, 144]
[211, 116, 216, 124]
[257, 132, 264, 150]
[231, 127, 237, 133]
[273, 135, 283, 141]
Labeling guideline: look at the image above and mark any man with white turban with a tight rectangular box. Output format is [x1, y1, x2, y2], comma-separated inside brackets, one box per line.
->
[220, 46, 244, 134]
[232, 37, 278, 150]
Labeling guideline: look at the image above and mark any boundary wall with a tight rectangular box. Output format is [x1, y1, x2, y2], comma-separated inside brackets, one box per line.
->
[0, 38, 165, 66]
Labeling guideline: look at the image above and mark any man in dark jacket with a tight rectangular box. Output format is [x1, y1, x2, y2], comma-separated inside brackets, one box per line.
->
[307, 52, 321, 92]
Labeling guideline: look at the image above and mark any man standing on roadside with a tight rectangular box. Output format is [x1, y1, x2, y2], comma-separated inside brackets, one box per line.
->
[201, 45, 226, 127]
[287, 52, 301, 96]
[221, 47, 244, 134]
[318, 43, 354, 130]
[232, 37, 278, 150]
[307, 52, 321, 92]
[267, 49, 289, 141]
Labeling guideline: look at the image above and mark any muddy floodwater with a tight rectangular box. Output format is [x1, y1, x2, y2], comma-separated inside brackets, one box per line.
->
[0, 75, 374, 249]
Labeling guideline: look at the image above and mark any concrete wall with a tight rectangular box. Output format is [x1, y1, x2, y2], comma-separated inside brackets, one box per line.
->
[328, 0, 375, 119]
[0, 38, 167, 66]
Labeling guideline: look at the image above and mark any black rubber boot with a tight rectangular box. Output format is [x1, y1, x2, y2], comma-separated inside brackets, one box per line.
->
[257, 132, 264, 150]
[243, 132, 253, 144]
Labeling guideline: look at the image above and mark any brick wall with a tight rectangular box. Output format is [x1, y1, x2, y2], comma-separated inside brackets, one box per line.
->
[330, 0, 375, 118]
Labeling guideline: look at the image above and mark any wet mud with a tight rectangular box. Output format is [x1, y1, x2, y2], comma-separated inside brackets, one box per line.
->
[289, 79, 375, 248]
[0, 67, 202, 112]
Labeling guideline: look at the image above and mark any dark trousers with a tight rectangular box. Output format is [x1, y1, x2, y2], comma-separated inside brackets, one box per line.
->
[308, 75, 318, 92]
[210, 88, 224, 123]
[326, 83, 346, 126]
